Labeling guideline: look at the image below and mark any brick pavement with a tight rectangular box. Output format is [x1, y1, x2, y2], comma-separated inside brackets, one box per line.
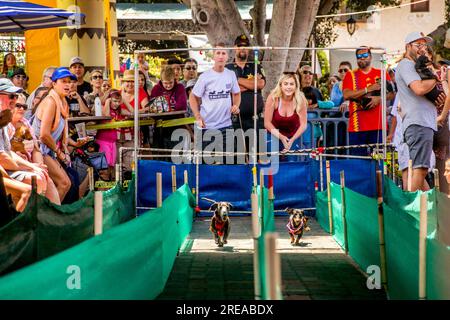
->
[157, 216, 386, 300]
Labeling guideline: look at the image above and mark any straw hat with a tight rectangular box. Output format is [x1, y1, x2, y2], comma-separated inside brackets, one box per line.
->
[122, 69, 135, 82]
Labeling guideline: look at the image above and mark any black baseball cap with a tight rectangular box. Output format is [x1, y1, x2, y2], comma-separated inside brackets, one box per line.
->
[234, 34, 250, 47]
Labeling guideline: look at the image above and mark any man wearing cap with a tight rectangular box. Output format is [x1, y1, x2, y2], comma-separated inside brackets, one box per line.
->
[396, 32, 447, 192]
[10, 68, 29, 98]
[0, 78, 48, 209]
[180, 58, 198, 87]
[226, 34, 266, 157]
[69, 57, 92, 99]
[343, 46, 395, 156]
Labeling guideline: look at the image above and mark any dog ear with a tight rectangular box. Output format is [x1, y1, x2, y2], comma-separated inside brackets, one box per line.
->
[285, 208, 294, 215]
[209, 203, 218, 212]
[226, 202, 233, 210]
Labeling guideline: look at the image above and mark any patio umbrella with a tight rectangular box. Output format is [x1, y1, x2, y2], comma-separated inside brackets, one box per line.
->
[0, 0, 85, 33]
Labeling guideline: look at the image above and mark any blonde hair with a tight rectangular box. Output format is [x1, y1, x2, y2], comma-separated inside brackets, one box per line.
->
[90, 69, 103, 79]
[160, 65, 175, 81]
[270, 73, 307, 114]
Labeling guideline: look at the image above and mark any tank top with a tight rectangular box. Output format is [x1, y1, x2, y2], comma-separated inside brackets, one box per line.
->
[271, 98, 300, 138]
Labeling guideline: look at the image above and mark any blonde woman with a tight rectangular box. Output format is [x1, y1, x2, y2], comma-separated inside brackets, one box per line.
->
[264, 72, 308, 161]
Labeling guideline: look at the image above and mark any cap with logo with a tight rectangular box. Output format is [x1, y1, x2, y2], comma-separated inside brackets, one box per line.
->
[0, 78, 23, 93]
[51, 67, 77, 82]
[404, 32, 433, 45]
[234, 34, 250, 47]
[69, 56, 85, 68]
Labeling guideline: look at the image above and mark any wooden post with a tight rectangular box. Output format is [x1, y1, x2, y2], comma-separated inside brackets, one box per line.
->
[259, 169, 265, 232]
[391, 146, 395, 181]
[407, 160, 413, 192]
[251, 192, 260, 238]
[433, 169, 440, 192]
[340, 171, 349, 255]
[115, 164, 120, 184]
[376, 170, 388, 292]
[171, 165, 177, 193]
[184, 170, 188, 185]
[252, 166, 257, 187]
[264, 232, 282, 300]
[319, 154, 324, 191]
[88, 167, 94, 192]
[31, 175, 37, 193]
[253, 238, 261, 300]
[156, 172, 162, 208]
[326, 160, 333, 234]
[419, 193, 428, 300]
[94, 191, 103, 235]
[268, 171, 274, 200]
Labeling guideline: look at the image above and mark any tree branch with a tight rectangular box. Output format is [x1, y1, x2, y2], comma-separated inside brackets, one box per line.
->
[250, 0, 266, 46]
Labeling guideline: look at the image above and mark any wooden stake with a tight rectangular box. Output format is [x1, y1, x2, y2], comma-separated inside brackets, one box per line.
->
[94, 191, 103, 235]
[253, 238, 261, 300]
[115, 164, 120, 184]
[268, 171, 274, 200]
[376, 170, 388, 292]
[433, 169, 440, 192]
[171, 165, 177, 193]
[156, 172, 162, 208]
[251, 192, 260, 238]
[184, 170, 188, 185]
[407, 160, 413, 192]
[326, 160, 333, 234]
[88, 167, 94, 192]
[264, 232, 282, 300]
[319, 154, 324, 191]
[340, 171, 348, 255]
[419, 192, 428, 300]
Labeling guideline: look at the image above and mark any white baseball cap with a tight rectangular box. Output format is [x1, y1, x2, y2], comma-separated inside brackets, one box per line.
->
[0, 78, 23, 93]
[405, 31, 433, 45]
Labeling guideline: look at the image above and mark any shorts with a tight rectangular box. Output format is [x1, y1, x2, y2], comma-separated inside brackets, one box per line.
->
[7, 170, 37, 182]
[404, 124, 434, 169]
[97, 139, 116, 167]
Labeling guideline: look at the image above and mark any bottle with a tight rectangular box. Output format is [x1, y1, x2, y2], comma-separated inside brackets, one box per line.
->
[94, 97, 102, 116]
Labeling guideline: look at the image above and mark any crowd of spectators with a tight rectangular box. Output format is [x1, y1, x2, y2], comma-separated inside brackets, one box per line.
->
[1, 30, 449, 215]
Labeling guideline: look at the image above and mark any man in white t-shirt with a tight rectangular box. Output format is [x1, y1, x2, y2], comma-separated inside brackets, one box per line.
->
[190, 43, 241, 162]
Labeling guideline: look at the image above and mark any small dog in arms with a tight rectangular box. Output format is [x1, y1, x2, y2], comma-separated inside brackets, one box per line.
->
[204, 198, 232, 247]
[286, 208, 310, 246]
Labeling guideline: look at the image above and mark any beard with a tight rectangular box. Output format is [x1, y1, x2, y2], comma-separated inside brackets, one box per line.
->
[237, 51, 248, 61]
[357, 60, 371, 69]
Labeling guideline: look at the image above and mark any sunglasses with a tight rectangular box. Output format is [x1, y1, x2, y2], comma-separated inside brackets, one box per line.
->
[356, 52, 370, 59]
[338, 68, 349, 73]
[15, 103, 28, 110]
[302, 71, 313, 75]
[92, 75, 103, 80]
[185, 66, 197, 71]
[13, 75, 27, 80]
[0, 92, 18, 100]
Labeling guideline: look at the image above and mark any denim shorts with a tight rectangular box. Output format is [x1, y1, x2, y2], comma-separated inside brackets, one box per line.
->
[404, 124, 434, 169]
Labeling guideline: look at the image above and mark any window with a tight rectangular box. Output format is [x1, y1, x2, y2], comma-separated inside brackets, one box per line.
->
[411, 0, 430, 13]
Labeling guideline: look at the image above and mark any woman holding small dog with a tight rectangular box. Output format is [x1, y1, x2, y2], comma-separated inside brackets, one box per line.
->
[264, 72, 308, 161]
[32, 67, 74, 203]
[8, 94, 60, 204]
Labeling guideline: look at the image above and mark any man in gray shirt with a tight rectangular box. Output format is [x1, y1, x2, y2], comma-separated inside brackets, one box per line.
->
[396, 32, 446, 191]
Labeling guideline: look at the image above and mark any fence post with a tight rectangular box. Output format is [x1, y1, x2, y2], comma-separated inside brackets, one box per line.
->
[326, 160, 333, 234]
[264, 232, 282, 300]
[407, 160, 413, 192]
[115, 164, 120, 184]
[251, 189, 261, 300]
[184, 170, 188, 185]
[376, 170, 388, 292]
[419, 192, 428, 300]
[156, 172, 162, 208]
[319, 154, 324, 191]
[340, 171, 348, 255]
[433, 169, 440, 192]
[94, 191, 103, 235]
[171, 165, 177, 193]
[88, 167, 94, 192]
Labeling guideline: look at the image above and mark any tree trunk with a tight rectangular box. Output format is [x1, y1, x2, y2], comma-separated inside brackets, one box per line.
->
[188, 0, 249, 47]
[250, 0, 267, 46]
[262, 0, 297, 98]
[284, 0, 321, 72]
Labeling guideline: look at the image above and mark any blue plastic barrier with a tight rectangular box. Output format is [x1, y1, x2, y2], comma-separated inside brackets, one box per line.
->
[137, 159, 378, 214]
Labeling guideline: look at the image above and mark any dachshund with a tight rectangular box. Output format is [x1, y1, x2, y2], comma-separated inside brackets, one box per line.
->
[10, 125, 33, 156]
[415, 55, 446, 107]
[286, 208, 310, 246]
[207, 200, 232, 247]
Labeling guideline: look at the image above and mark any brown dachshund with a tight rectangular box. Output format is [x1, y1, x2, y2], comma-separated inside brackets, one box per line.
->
[10, 125, 33, 156]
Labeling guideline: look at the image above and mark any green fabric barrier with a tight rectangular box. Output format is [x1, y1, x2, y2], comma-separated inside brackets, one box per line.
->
[0, 178, 135, 276]
[0, 184, 194, 299]
[315, 190, 330, 233]
[255, 186, 276, 300]
[344, 187, 380, 271]
[316, 176, 450, 300]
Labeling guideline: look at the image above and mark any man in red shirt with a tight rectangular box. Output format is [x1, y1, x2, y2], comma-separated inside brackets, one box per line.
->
[343, 47, 395, 155]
